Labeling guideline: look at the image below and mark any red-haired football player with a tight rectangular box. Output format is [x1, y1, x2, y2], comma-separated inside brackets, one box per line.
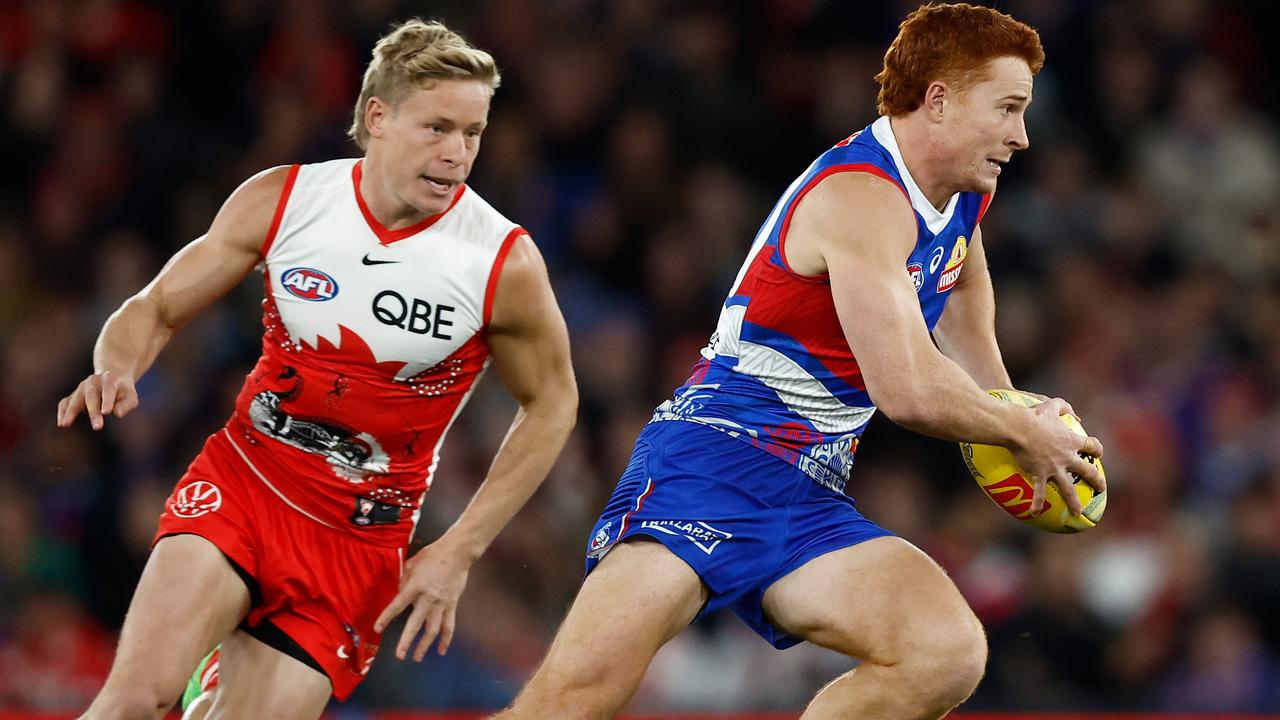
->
[495, 4, 1104, 719]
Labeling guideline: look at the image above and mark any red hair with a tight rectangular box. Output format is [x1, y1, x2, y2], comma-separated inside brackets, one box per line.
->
[875, 3, 1044, 116]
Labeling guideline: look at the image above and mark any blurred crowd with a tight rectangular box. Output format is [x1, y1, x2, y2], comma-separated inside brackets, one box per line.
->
[1, 0, 1279, 714]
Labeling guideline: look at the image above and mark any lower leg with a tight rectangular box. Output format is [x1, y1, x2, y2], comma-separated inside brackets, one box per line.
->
[81, 536, 250, 720]
[495, 539, 706, 720]
[800, 650, 985, 720]
[82, 683, 182, 720]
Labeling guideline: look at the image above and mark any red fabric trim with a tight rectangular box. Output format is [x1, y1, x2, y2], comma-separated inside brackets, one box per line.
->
[977, 191, 994, 223]
[776, 162, 912, 279]
[352, 159, 466, 245]
[260, 164, 300, 259]
[617, 478, 656, 539]
[744, 315, 867, 392]
[483, 227, 526, 328]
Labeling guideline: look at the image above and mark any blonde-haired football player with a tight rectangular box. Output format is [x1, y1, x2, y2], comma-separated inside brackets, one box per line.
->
[63, 19, 577, 720]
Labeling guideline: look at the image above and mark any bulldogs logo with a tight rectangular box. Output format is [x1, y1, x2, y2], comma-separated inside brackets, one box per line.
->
[589, 522, 612, 553]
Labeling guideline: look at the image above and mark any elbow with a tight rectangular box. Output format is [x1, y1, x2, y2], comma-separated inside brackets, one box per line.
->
[123, 291, 178, 333]
[534, 374, 578, 434]
[869, 383, 931, 428]
[559, 380, 580, 432]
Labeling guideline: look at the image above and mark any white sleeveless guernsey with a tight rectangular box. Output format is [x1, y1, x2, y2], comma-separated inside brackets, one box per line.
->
[223, 158, 523, 546]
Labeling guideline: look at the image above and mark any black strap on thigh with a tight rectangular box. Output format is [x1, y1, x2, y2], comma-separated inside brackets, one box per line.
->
[240, 619, 328, 679]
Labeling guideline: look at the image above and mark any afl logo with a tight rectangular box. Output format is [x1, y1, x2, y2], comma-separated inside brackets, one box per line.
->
[907, 262, 924, 292]
[282, 267, 339, 301]
[170, 480, 223, 518]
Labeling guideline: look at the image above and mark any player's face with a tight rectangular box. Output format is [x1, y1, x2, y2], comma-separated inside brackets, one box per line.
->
[944, 57, 1033, 195]
[382, 79, 491, 215]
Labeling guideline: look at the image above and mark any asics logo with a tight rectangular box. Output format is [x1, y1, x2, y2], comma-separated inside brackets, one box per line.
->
[929, 246, 946, 274]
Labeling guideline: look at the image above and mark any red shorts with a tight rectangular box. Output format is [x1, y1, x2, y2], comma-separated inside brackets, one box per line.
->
[155, 429, 404, 700]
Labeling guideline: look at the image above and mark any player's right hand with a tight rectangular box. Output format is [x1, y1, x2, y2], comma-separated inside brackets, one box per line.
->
[57, 371, 139, 430]
[1008, 397, 1105, 516]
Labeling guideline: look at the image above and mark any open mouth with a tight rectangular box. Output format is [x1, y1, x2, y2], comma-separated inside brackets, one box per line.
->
[421, 175, 456, 194]
[985, 158, 1007, 175]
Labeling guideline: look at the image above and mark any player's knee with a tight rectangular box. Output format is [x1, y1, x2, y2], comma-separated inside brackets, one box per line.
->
[87, 681, 184, 720]
[510, 660, 631, 720]
[905, 612, 987, 713]
[931, 633, 987, 709]
[520, 676, 613, 719]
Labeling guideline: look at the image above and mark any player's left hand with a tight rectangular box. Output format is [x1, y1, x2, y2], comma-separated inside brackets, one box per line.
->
[374, 537, 473, 661]
[1011, 388, 1085, 426]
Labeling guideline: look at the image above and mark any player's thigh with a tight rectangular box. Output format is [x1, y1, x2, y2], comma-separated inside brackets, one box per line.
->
[761, 535, 983, 664]
[534, 537, 707, 690]
[107, 534, 251, 691]
[204, 630, 331, 720]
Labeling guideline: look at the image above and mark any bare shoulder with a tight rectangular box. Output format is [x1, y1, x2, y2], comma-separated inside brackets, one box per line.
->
[788, 170, 915, 273]
[494, 233, 549, 303]
[489, 233, 556, 335]
[207, 165, 297, 254]
[498, 232, 547, 281]
[137, 165, 298, 325]
[799, 171, 913, 229]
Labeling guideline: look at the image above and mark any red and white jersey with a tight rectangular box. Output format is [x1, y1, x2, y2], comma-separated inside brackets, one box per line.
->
[223, 158, 523, 547]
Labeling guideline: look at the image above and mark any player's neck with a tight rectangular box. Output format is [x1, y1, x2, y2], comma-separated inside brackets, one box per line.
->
[887, 115, 953, 212]
[358, 156, 433, 230]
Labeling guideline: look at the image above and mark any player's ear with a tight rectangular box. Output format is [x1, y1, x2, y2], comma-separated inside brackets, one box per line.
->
[366, 96, 390, 140]
[923, 81, 948, 122]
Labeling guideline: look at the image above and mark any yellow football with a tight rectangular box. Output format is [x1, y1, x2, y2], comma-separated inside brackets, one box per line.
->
[959, 389, 1107, 534]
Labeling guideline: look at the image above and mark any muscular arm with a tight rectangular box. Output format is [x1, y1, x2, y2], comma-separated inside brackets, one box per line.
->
[57, 166, 291, 429]
[789, 172, 1028, 446]
[376, 233, 578, 660]
[439, 234, 578, 560]
[788, 172, 1103, 513]
[932, 227, 1013, 390]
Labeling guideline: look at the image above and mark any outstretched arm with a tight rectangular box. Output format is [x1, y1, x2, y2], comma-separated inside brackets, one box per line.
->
[56, 167, 292, 430]
[376, 233, 578, 661]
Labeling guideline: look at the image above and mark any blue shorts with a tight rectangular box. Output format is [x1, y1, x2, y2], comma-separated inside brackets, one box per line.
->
[584, 420, 893, 648]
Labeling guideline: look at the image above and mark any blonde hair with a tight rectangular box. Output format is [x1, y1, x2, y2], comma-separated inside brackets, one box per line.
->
[348, 19, 501, 149]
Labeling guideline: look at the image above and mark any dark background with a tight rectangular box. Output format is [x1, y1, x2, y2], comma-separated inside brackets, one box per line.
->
[1, 0, 1278, 714]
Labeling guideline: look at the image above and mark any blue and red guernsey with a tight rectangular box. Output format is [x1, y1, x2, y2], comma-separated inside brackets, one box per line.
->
[653, 116, 991, 492]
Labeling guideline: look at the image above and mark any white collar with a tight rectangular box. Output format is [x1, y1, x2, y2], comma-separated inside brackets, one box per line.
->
[870, 116, 959, 235]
